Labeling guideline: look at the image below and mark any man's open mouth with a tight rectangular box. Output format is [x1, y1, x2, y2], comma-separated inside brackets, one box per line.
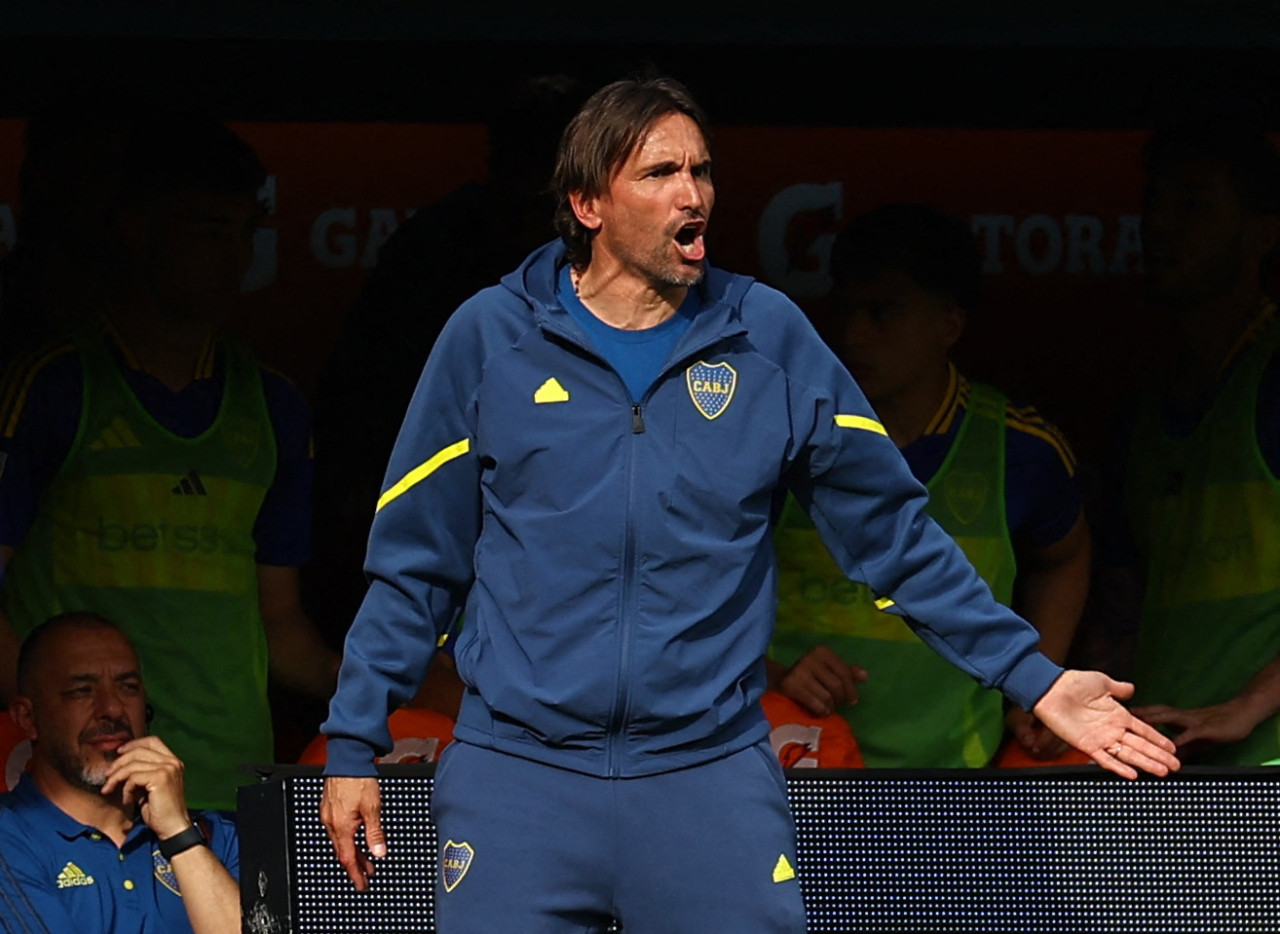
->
[674, 220, 706, 261]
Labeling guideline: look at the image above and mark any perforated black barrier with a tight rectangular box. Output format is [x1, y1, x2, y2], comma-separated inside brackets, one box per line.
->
[239, 765, 1280, 933]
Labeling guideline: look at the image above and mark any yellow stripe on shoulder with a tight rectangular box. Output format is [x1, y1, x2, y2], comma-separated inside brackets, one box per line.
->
[1, 341, 77, 439]
[258, 361, 300, 389]
[196, 332, 217, 379]
[834, 414, 887, 436]
[376, 439, 471, 512]
[924, 365, 964, 436]
[1005, 409, 1078, 476]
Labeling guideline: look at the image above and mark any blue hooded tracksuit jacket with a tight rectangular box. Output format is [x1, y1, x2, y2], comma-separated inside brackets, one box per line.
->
[322, 241, 1063, 779]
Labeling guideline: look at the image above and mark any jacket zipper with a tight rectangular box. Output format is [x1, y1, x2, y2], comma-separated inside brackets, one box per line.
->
[538, 311, 744, 776]
[608, 406, 642, 777]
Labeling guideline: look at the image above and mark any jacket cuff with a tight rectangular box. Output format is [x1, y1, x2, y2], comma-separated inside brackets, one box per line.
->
[322, 738, 381, 777]
[1000, 653, 1065, 712]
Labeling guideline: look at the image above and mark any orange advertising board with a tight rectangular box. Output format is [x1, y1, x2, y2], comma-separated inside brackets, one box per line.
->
[0, 120, 1164, 457]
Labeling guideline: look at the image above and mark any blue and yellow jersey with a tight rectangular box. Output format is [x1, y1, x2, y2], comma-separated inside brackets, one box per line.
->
[0, 321, 313, 566]
[1116, 300, 1280, 764]
[903, 364, 1081, 549]
[1101, 299, 1280, 568]
[1137, 301, 1280, 466]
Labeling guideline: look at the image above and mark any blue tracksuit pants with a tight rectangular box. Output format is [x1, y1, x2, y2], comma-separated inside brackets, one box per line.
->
[431, 739, 808, 933]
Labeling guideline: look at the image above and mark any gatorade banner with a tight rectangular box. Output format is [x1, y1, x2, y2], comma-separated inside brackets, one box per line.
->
[0, 120, 1170, 454]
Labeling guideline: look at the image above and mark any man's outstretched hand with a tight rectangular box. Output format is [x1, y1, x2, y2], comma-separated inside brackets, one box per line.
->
[1032, 670, 1180, 779]
[321, 776, 386, 891]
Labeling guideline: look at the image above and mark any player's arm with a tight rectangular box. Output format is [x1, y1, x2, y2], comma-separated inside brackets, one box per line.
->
[1132, 655, 1280, 750]
[0, 347, 81, 706]
[258, 565, 341, 699]
[101, 736, 239, 934]
[1015, 512, 1091, 665]
[1006, 513, 1091, 758]
[255, 372, 339, 699]
[1003, 411, 1093, 759]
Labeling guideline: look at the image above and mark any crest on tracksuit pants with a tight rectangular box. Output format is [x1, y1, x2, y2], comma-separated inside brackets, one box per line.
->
[441, 840, 474, 892]
[686, 360, 737, 419]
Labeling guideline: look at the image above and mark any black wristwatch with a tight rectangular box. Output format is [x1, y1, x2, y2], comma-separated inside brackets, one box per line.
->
[158, 823, 208, 860]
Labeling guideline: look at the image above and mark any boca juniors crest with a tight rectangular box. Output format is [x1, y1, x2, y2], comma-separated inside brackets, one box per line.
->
[441, 840, 475, 892]
[942, 470, 990, 526]
[153, 849, 181, 896]
[686, 360, 737, 420]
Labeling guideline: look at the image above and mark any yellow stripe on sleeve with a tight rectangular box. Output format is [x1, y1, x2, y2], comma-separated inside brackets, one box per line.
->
[834, 414, 888, 436]
[375, 439, 471, 512]
[874, 596, 896, 610]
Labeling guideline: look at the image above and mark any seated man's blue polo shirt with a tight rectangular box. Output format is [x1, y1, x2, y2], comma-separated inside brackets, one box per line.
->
[0, 775, 239, 934]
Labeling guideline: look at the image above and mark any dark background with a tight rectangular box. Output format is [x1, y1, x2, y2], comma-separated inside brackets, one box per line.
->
[0, 2, 1278, 128]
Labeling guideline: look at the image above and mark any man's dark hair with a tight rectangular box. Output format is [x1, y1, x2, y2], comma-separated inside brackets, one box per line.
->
[16, 611, 124, 696]
[829, 203, 983, 314]
[120, 110, 267, 202]
[1143, 119, 1280, 217]
[552, 76, 710, 269]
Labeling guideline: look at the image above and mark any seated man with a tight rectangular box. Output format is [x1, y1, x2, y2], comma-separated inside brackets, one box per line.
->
[770, 204, 1091, 768]
[0, 612, 239, 934]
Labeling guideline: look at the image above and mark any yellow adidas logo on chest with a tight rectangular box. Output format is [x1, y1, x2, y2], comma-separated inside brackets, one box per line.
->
[57, 861, 95, 888]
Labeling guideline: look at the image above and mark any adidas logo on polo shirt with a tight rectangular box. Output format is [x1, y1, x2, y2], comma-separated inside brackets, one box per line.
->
[171, 470, 208, 496]
[56, 861, 95, 888]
